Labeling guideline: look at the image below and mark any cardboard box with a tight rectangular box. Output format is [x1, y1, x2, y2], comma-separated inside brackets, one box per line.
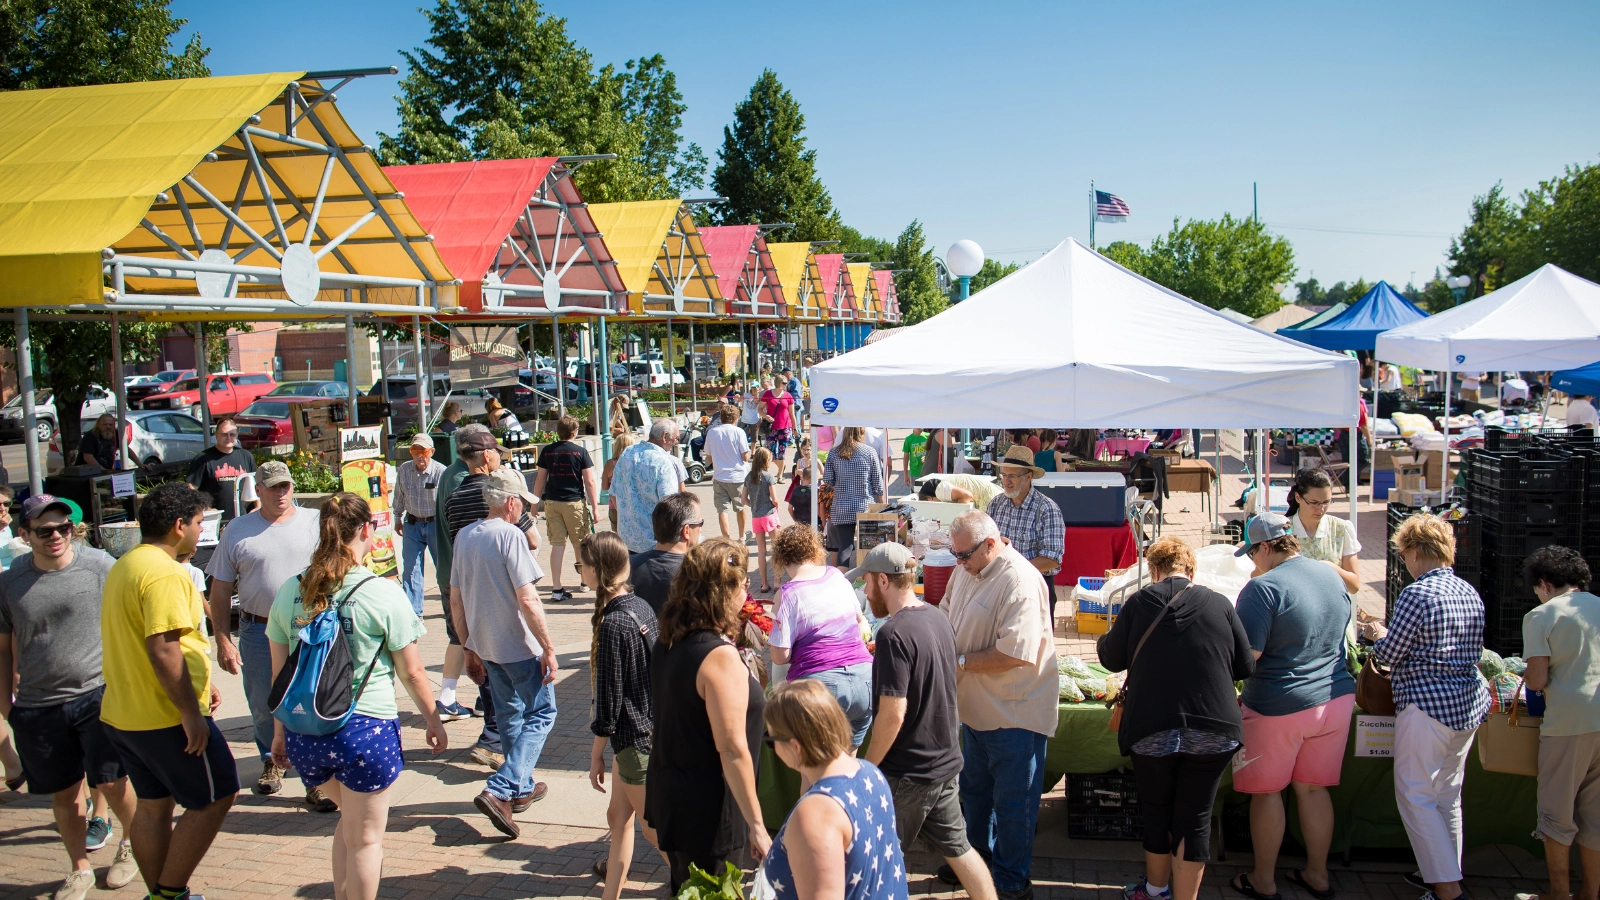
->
[1391, 450, 1459, 490]
[1394, 461, 1429, 493]
[1392, 487, 1445, 508]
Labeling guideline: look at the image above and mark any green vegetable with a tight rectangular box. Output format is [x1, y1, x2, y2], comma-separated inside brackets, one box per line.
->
[1504, 656, 1527, 675]
[677, 861, 745, 900]
[1058, 655, 1093, 679]
[1478, 648, 1506, 679]
[1058, 674, 1085, 703]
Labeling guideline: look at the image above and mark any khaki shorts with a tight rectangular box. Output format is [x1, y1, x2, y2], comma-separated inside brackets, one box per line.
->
[1536, 731, 1600, 848]
[616, 746, 649, 786]
[713, 479, 746, 514]
[544, 499, 589, 546]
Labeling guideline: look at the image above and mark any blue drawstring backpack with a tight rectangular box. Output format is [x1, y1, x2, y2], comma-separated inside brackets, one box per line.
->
[268, 575, 383, 736]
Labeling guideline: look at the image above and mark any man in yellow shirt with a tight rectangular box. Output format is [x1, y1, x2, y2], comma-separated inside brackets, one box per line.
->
[100, 484, 237, 900]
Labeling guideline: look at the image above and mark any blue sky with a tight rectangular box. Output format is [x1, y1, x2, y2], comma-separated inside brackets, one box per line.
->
[173, 0, 1600, 290]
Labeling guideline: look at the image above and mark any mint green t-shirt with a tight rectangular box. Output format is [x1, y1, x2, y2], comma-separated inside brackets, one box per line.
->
[266, 566, 425, 720]
[1523, 590, 1600, 736]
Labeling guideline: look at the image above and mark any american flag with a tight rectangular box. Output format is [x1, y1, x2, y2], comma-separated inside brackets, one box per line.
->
[1094, 190, 1130, 223]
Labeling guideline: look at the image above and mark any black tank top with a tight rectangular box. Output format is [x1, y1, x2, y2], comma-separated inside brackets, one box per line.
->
[644, 629, 765, 855]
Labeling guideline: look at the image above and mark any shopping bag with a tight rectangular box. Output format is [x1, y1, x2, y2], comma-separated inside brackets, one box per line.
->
[1477, 679, 1541, 777]
[1355, 656, 1396, 716]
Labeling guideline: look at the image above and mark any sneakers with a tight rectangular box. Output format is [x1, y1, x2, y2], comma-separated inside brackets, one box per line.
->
[254, 762, 284, 795]
[306, 785, 338, 813]
[474, 790, 520, 838]
[106, 841, 137, 889]
[469, 745, 505, 768]
[84, 816, 111, 851]
[549, 588, 573, 603]
[473, 694, 486, 718]
[435, 700, 474, 721]
[1124, 881, 1172, 900]
[53, 869, 94, 900]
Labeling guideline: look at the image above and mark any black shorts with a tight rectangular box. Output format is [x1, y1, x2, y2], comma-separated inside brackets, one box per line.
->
[824, 522, 856, 552]
[104, 718, 240, 810]
[8, 686, 125, 795]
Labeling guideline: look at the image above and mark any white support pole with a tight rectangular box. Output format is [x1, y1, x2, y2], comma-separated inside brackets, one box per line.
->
[17, 308, 41, 495]
[1443, 353, 1452, 504]
[553, 316, 565, 419]
[411, 315, 426, 433]
[1349, 416, 1359, 530]
[111, 313, 128, 470]
[810, 421, 820, 534]
[667, 317, 677, 420]
[344, 313, 361, 427]
[196, 327, 212, 433]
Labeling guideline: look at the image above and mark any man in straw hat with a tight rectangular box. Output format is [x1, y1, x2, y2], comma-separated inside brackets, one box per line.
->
[986, 446, 1066, 619]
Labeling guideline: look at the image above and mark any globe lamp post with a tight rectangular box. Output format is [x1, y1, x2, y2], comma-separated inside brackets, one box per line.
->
[946, 240, 984, 301]
[1446, 274, 1472, 307]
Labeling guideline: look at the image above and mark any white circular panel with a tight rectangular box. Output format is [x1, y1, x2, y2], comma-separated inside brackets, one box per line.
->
[541, 271, 562, 310]
[280, 244, 321, 306]
[671, 285, 686, 313]
[194, 249, 235, 298]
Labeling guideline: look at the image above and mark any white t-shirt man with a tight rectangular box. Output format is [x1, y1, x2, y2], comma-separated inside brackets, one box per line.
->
[705, 421, 751, 484]
[1568, 397, 1599, 428]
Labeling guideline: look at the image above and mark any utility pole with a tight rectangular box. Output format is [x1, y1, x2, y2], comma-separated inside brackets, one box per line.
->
[1253, 182, 1258, 223]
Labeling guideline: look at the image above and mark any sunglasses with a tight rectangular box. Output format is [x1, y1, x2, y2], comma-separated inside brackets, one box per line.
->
[685, 520, 705, 529]
[952, 541, 987, 562]
[29, 523, 73, 539]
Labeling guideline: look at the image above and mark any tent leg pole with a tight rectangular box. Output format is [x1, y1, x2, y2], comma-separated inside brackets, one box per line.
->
[111, 312, 128, 471]
[598, 317, 611, 466]
[412, 315, 426, 433]
[811, 423, 819, 535]
[668, 317, 676, 420]
[1443, 357, 1452, 503]
[379, 322, 391, 441]
[17, 308, 41, 496]
[688, 320, 697, 417]
[553, 316, 565, 419]
[196, 326, 212, 434]
[344, 312, 360, 427]
[1349, 417, 1358, 531]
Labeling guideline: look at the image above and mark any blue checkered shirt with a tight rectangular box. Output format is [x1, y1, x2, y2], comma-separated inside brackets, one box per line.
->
[1372, 567, 1491, 731]
[986, 486, 1065, 574]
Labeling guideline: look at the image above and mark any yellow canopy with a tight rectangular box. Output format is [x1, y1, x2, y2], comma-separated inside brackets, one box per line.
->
[848, 263, 878, 322]
[586, 200, 722, 317]
[768, 241, 824, 321]
[0, 73, 455, 310]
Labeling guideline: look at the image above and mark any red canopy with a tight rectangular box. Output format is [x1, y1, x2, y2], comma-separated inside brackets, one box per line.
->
[873, 270, 900, 323]
[382, 158, 620, 313]
[814, 253, 854, 320]
[699, 224, 785, 318]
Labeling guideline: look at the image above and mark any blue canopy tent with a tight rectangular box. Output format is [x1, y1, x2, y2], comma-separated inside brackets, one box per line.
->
[1278, 281, 1428, 350]
[1553, 361, 1600, 397]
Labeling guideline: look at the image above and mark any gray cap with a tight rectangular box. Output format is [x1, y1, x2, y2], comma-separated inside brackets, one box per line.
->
[846, 541, 917, 581]
[486, 467, 538, 506]
[1236, 512, 1292, 557]
[257, 459, 293, 488]
[409, 432, 435, 450]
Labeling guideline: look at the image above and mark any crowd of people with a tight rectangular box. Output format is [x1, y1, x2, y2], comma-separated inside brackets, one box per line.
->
[4, 410, 1600, 900]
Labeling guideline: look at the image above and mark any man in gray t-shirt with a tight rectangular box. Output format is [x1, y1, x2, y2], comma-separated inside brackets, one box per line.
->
[448, 472, 556, 835]
[205, 460, 322, 795]
[0, 495, 139, 894]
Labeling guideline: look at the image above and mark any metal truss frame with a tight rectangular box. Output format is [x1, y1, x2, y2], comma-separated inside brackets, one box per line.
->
[636, 205, 723, 318]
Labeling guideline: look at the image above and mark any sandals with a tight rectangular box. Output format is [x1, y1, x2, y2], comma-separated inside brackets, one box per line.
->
[1229, 874, 1282, 900]
[1287, 869, 1336, 900]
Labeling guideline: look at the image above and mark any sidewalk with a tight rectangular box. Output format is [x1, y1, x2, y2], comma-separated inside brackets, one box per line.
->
[0, 449, 1554, 900]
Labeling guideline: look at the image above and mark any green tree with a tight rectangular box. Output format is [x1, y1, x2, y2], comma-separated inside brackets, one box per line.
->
[377, 0, 703, 202]
[1405, 269, 1458, 314]
[0, 0, 208, 465]
[836, 226, 894, 261]
[1446, 183, 1523, 299]
[1517, 161, 1600, 283]
[890, 220, 945, 325]
[0, 0, 208, 89]
[710, 70, 841, 241]
[1102, 215, 1296, 317]
[968, 258, 1021, 294]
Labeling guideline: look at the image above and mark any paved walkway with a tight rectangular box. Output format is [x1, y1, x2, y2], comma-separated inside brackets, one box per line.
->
[0, 434, 1558, 900]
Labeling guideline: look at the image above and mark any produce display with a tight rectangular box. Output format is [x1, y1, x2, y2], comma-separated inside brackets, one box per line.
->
[1057, 656, 1120, 703]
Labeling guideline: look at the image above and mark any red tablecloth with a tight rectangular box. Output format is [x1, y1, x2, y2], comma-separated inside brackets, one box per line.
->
[1095, 437, 1151, 459]
[1054, 524, 1139, 586]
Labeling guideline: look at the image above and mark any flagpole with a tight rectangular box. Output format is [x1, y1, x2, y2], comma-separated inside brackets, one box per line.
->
[1089, 180, 1096, 249]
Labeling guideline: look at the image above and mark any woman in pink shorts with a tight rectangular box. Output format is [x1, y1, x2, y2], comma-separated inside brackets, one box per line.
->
[1229, 513, 1357, 900]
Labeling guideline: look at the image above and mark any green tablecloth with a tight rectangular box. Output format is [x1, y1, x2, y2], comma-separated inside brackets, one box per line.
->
[758, 702, 1541, 856]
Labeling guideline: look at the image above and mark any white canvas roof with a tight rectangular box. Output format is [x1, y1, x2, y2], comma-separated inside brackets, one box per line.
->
[808, 238, 1358, 429]
[1374, 264, 1600, 372]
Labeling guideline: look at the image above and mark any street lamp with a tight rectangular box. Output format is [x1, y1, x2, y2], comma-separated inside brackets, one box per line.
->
[946, 240, 984, 301]
[1446, 274, 1472, 306]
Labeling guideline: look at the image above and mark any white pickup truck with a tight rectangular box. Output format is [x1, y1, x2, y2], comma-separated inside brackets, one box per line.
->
[626, 360, 686, 391]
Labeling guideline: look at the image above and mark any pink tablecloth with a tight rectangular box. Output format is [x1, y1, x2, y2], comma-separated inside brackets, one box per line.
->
[1054, 525, 1139, 587]
[1094, 437, 1151, 459]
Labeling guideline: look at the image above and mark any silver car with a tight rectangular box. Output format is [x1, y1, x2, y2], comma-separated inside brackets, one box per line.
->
[73, 410, 209, 471]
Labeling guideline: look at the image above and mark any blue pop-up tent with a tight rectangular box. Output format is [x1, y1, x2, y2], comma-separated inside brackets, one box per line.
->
[1280, 281, 1428, 350]
[1553, 361, 1600, 397]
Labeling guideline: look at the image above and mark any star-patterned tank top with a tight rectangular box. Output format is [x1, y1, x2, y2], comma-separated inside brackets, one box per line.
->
[754, 758, 908, 900]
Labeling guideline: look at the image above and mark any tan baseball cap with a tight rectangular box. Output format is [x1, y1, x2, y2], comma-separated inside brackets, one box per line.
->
[486, 467, 537, 506]
[257, 460, 293, 488]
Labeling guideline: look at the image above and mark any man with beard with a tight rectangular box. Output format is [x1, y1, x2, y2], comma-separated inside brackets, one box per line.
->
[985, 446, 1065, 621]
[79, 414, 123, 470]
[856, 542, 996, 900]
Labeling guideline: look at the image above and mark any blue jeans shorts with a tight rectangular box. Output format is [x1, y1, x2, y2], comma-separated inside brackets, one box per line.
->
[803, 662, 874, 747]
[286, 715, 405, 793]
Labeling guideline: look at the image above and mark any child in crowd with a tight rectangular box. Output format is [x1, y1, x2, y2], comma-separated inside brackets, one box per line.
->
[744, 447, 782, 592]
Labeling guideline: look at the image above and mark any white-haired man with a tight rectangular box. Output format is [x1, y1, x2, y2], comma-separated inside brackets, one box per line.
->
[452, 467, 556, 840]
[609, 419, 686, 553]
[939, 509, 1058, 900]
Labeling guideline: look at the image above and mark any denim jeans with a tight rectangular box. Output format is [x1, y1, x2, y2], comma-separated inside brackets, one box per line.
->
[803, 662, 874, 746]
[483, 656, 557, 802]
[959, 724, 1048, 891]
[238, 617, 276, 763]
[400, 518, 437, 616]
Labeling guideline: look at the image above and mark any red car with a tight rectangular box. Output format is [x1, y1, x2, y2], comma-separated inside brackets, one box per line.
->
[136, 372, 277, 418]
[234, 397, 338, 452]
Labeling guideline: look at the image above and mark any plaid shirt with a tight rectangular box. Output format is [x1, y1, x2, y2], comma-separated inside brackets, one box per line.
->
[590, 592, 657, 753]
[394, 457, 445, 520]
[1372, 566, 1490, 731]
[987, 486, 1065, 573]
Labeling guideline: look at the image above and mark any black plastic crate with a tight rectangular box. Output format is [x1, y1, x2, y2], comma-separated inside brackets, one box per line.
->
[1484, 427, 1539, 452]
[1067, 811, 1142, 840]
[1468, 450, 1583, 492]
[1480, 522, 1576, 558]
[1468, 486, 1583, 528]
[1067, 772, 1139, 812]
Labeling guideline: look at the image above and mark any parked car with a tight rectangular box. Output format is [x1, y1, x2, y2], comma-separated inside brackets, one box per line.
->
[0, 386, 117, 443]
[266, 380, 353, 399]
[367, 375, 489, 419]
[136, 372, 277, 418]
[50, 410, 209, 472]
[234, 397, 335, 453]
[125, 369, 195, 405]
[625, 359, 685, 391]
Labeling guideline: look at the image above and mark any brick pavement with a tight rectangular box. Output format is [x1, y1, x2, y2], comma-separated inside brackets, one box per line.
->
[0, 438, 1559, 899]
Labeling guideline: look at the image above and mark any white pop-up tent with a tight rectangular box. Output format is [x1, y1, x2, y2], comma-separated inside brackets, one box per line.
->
[809, 238, 1359, 430]
[1374, 264, 1600, 371]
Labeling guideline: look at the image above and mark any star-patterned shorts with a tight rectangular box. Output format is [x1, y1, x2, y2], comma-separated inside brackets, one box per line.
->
[285, 714, 404, 794]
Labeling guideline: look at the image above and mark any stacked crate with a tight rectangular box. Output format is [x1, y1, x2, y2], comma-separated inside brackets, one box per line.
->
[1385, 503, 1480, 620]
